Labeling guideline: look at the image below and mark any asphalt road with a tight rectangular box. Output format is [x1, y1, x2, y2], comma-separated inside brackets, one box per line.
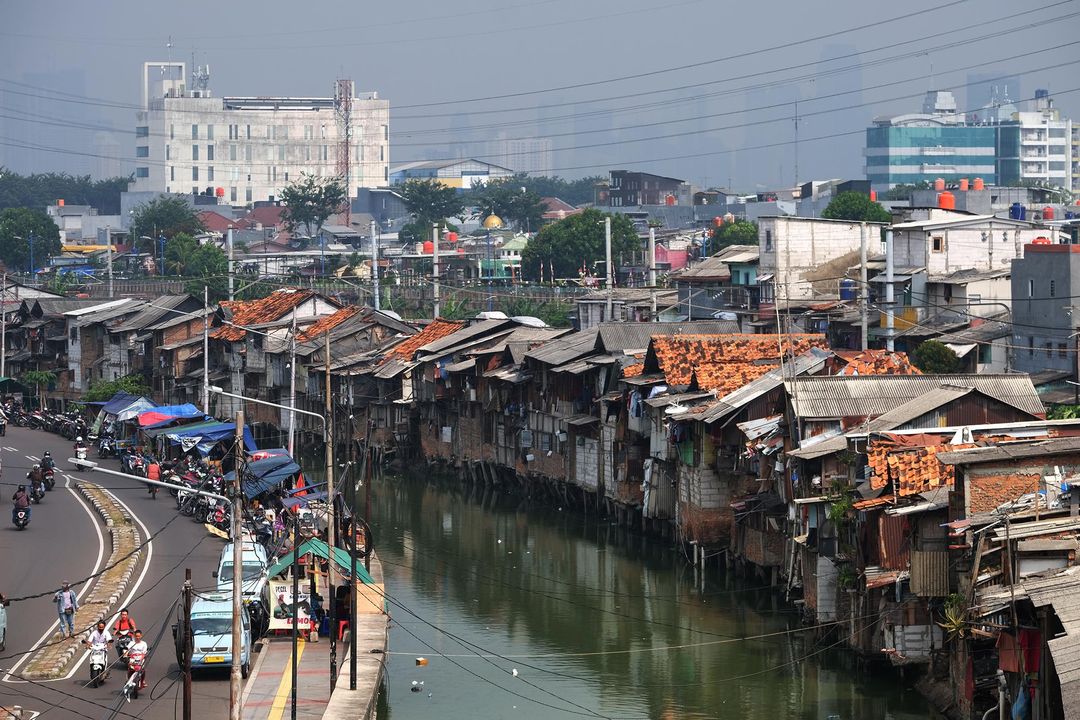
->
[0, 424, 237, 719]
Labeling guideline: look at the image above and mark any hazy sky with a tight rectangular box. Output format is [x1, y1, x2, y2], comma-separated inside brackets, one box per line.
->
[1, 0, 1076, 190]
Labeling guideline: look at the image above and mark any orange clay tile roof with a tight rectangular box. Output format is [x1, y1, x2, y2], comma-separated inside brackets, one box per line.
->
[853, 496, 893, 511]
[213, 290, 315, 342]
[649, 334, 827, 396]
[296, 306, 362, 342]
[622, 362, 645, 378]
[868, 441, 977, 496]
[381, 318, 465, 363]
[835, 349, 922, 376]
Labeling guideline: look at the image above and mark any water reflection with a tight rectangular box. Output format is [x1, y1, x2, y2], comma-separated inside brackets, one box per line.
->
[369, 474, 935, 720]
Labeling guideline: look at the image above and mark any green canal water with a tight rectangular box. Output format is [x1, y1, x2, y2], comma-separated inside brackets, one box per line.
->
[367, 474, 938, 720]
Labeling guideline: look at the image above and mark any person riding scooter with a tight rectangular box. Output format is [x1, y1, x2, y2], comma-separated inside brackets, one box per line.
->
[113, 608, 138, 664]
[11, 485, 30, 524]
[26, 465, 45, 502]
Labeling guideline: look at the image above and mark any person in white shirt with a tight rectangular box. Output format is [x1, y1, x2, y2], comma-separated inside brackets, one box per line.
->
[83, 621, 113, 677]
[125, 629, 149, 689]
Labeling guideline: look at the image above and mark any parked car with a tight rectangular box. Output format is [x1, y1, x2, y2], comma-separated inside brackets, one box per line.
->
[175, 591, 251, 678]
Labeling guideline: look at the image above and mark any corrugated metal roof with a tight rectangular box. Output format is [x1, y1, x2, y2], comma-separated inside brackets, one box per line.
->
[1013, 567, 1080, 708]
[938, 436, 1080, 465]
[862, 386, 974, 432]
[790, 374, 1043, 419]
[414, 318, 513, 356]
[109, 295, 192, 333]
[910, 551, 949, 597]
[524, 328, 600, 365]
[701, 348, 835, 424]
[596, 321, 740, 353]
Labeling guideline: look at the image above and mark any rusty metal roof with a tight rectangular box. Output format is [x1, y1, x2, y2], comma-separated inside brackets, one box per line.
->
[790, 374, 1044, 419]
[382, 319, 465, 362]
[937, 436, 1080, 465]
[213, 290, 315, 341]
[596, 321, 739, 354]
[295, 306, 363, 342]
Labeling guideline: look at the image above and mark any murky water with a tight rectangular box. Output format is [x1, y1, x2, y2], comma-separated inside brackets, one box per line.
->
[368, 474, 936, 720]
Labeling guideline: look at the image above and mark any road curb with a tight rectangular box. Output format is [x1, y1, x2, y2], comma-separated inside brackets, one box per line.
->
[20, 482, 145, 680]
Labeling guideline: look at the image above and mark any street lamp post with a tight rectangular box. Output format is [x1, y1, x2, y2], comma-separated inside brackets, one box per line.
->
[28, 231, 34, 279]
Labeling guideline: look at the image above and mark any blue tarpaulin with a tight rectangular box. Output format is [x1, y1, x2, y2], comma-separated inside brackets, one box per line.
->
[102, 392, 150, 416]
[165, 421, 257, 453]
[226, 455, 301, 499]
[138, 404, 205, 428]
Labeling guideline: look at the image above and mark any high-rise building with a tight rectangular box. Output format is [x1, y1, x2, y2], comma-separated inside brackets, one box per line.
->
[486, 134, 554, 176]
[996, 90, 1074, 192]
[130, 62, 389, 204]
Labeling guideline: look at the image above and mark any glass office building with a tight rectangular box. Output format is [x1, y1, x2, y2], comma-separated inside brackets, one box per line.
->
[865, 124, 998, 190]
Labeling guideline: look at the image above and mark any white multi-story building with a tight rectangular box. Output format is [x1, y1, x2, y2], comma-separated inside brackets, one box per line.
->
[486, 134, 554, 176]
[131, 62, 389, 205]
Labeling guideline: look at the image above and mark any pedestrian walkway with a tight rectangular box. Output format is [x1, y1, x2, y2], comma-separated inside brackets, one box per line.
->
[242, 636, 336, 720]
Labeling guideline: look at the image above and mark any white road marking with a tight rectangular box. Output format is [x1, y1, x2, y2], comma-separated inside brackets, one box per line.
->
[62, 478, 156, 681]
[1, 473, 107, 684]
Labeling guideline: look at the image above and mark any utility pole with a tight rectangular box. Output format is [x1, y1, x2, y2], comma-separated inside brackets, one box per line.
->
[182, 568, 193, 720]
[348, 416, 361, 690]
[203, 286, 210, 415]
[227, 228, 235, 302]
[647, 226, 657, 320]
[288, 312, 297, 456]
[106, 226, 114, 299]
[885, 229, 895, 352]
[1, 272, 6, 380]
[370, 220, 380, 312]
[860, 222, 868, 350]
[325, 331, 338, 692]
[604, 216, 613, 321]
[230, 411, 244, 720]
[432, 223, 440, 319]
[291, 510, 300, 720]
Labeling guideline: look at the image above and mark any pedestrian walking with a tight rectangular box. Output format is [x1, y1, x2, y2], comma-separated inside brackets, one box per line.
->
[54, 581, 78, 637]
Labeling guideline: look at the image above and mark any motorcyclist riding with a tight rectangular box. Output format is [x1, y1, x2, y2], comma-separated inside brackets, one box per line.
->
[125, 629, 149, 691]
[12, 485, 30, 523]
[41, 451, 55, 472]
[113, 608, 138, 662]
[83, 620, 113, 679]
[74, 436, 87, 453]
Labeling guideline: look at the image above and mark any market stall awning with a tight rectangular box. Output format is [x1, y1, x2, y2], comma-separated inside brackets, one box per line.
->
[225, 454, 299, 499]
[138, 404, 205, 428]
[267, 537, 374, 584]
[165, 420, 257, 454]
[103, 392, 152, 416]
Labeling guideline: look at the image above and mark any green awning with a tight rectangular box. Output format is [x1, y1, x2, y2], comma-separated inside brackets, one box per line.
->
[267, 537, 375, 584]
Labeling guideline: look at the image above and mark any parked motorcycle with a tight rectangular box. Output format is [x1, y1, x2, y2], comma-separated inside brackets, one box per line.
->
[12, 507, 29, 530]
[0, 417, 7, 436]
[88, 643, 108, 688]
[210, 501, 231, 534]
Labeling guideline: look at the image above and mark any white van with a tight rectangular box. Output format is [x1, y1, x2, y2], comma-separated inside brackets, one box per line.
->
[178, 591, 251, 677]
[215, 542, 270, 635]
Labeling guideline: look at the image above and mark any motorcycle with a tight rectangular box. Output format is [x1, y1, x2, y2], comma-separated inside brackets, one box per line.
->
[0, 417, 7, 436]
[12, 507, 29, 530]
[210, 501, 231, 533]
[115, 633, 134, 668]
[97, 437, 115, 459]
[30, 481, 44, 504]
[88, 642, 109, 688]
[42, 468, 55, 491]
[123, 656, 145, 700]
[74, 445, 88, 467]
[192, 495, 212, 524]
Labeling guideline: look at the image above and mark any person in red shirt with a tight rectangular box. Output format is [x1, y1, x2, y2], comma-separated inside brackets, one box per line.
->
[146, 460, 161, 497]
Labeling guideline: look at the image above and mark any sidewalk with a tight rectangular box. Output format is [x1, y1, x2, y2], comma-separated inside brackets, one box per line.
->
[242, 555, 388, 720]
[242, 636, 336, 720]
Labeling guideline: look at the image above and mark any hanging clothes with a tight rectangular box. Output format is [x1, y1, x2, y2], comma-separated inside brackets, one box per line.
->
[629, 391, 643, 418]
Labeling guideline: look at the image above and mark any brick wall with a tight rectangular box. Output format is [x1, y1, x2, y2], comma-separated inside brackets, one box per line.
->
[678, 502, 725, 544]
[968, 471, 1045, 514]
[740, 525, 785, 567]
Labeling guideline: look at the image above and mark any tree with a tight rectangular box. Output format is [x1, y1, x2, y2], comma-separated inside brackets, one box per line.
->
[521, 209, 640, 281]
[822, 192, 892, 223]
[0, 207, 61, 274]
[84, 373, 152, 403]
[710, 220, 758, 251]
[880, 181, 930, 201]
[470, 178, 545, 232]
[279, 173, 347, 241]
[164, 233, 230, 301]
[0, 168, 130, 214]
[911, 340, 961, 374]
[21, 370, 56, 409]
[398, 179, 465, 227]
[130, 196, 205, 254]
[508, 174, 602, 207]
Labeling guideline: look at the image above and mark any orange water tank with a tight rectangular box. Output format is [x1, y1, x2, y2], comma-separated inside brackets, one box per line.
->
[934, 178, 946, 192]
[713, 216, 724, 227]
[1032, 237, 1052, 245]
[973, 177, 984, 191]
[215, 187, 225, 197]
[959, 178, 969, 192]
[869, 189, 877, 202]
[57, 198, 65, 207]
[446, 232, 458, 243]
[1044, 206, 1055, 220]
[665, 194, 676, 206]
[422, 240, 434, 254]
[938, 191, 956, 210]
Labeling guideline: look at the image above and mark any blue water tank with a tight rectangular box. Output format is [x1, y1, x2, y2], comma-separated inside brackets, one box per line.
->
[839, 279, 857, 300]
[1010, 202, 1026, 220]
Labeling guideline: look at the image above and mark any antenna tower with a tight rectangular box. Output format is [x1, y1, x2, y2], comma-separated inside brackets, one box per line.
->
[335, 79, 354, 225]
